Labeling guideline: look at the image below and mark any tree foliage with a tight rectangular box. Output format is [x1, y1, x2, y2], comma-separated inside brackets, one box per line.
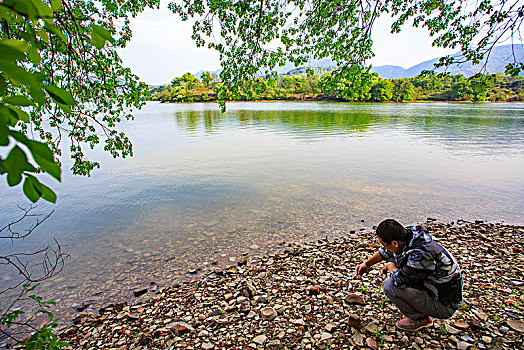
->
[319, 67, 375, 101]
[169, 0, 524, 97]
[0, 0, 159, 203]
[370, 79, 394, 101]
[151, 71, 524, 103]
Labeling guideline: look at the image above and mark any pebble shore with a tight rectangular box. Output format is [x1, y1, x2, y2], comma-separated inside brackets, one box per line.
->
[60, 220, 524, 349]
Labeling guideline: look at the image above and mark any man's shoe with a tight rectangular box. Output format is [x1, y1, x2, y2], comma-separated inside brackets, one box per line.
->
[396, 317, 433, 331]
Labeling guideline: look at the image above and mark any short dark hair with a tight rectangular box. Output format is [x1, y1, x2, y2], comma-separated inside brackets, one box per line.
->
[376, 219, 412, 244]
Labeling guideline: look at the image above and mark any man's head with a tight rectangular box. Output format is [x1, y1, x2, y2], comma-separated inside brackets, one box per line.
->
[376, 219, 412, 254]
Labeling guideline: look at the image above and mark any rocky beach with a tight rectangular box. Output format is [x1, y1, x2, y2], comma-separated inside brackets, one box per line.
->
[57, 220, 524, 349]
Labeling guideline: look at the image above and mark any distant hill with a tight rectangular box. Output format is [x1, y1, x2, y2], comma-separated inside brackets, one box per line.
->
[280, 44, 524, 78]
[194, 58, 335, 79]
[281, 66, 335, 76]
[194, 69, 221, 80]
[191, 44, 524, 81]
[372, 44, 524, 78]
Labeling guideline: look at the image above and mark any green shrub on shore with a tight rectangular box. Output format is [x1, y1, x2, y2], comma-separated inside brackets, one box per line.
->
[150, 71, 524, 103]
[1, 283, 67, 349]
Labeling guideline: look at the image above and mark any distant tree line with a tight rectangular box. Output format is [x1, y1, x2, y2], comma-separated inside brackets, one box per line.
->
[149, 70, 524, 103]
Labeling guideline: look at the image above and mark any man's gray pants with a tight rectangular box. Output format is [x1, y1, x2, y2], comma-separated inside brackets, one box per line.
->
[383, 278, 456, 320]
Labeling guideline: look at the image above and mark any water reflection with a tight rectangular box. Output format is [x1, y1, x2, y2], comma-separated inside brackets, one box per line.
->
[173, 102, 524, 153]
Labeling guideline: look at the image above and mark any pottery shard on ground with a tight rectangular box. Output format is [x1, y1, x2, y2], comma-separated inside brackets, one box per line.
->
[252, 335, 267, 345]
[351, 331, 365, 346]
[226, 266, 239, 274]
[347, 314, 362, 329]
[325, 323, 336, 332]
[473, 310, 489, 322]
[260, 307, 278, 320]
[274, 304, 285, 313]
[366, 337, 378, 350]
[345, 294, 364, 305]
[468, 319, 483, 331]
[202, 343, 214, 349]
[507, 319, 524, 333]
[320, 332, 332, 341]
[454, 320, 469, 329]
[241, 281, 257, 298]
[366, 322, 379, 333]
[445, 323, 462, 335]
[481, 336, 492, 344]
[169, 322, 194, 335]
[457, 341, 473, 350]
[291, 318, 306, 325]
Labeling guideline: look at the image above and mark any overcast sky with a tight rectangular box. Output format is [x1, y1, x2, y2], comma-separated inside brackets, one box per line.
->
[118, 5, 456, 85]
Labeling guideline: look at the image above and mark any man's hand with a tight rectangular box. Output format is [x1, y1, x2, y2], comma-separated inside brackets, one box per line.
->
[381, 262, 397, 274]
[355, 262, 369, 276]
[355, 252, 383, 276]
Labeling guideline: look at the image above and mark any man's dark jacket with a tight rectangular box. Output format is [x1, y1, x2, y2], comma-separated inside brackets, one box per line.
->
[379, 225, 463, 308]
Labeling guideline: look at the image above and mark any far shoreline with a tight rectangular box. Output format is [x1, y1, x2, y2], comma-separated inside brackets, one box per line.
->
[148, 98, 524, 104]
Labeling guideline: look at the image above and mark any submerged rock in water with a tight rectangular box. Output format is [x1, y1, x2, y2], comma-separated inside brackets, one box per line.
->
[132, 288, 147, 297]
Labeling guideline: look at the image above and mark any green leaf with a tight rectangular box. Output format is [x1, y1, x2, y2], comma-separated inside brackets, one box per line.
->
[0, 39, 29, 52]
[50, 0, 62, 12]
[30, 0, 54, 20]
[43, 23, 67, 42]
[0, 106, 17, 126]
[38, 29, 49, 44]
[23, 175, 41, 202]
[6, 105, 30, 122]
[0, 75, 7, 96]
[24, 162, 37, 173]
[44, 85, 75, 106]
[56, 101, 71, 113]
[0, 121, 8, 146]
[1, 0, 53, 21]
[22, 175, 57, 203]
[29, 85, 46, 105]
[3, 145, 27, 186]
[0, 40, 29, 63]
[39, 181, 57, 203]
[27, 46, 41, 65]
[0, 61, 40, 89]
[90, 24, 115, 49]
[3, 95, 33, 106]
[27, 140, 61, 180]
[9, 130, 29, 143]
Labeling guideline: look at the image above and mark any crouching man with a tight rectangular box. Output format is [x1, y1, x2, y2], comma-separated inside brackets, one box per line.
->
[356, 219, 463, 331]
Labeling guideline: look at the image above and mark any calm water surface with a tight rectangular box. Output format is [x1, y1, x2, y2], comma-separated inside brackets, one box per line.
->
[1, 101, 523, 318]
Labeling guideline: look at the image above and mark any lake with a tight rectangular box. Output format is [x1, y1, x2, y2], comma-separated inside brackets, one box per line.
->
[1, 101, 523, 319]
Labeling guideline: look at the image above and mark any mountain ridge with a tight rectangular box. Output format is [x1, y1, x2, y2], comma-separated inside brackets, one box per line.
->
[192, 44, 524, 81]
